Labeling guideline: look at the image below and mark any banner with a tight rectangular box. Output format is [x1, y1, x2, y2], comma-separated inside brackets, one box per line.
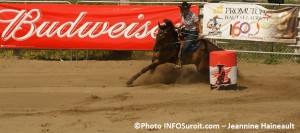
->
[0, 4, 198, 50]
[203, 3, 298, 43]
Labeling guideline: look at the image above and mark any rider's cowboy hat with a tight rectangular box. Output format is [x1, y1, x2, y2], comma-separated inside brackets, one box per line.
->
[179, 1, 191, 10]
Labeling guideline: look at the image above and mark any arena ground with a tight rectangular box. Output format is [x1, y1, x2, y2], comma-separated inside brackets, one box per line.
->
[0, 59, 299, 133]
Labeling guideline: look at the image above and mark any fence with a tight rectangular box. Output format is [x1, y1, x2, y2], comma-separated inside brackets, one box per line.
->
[0, 0, 299, 63]
[211, 1, 300, 63]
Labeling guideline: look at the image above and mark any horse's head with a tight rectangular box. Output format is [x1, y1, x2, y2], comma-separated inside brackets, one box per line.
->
[153, 19, 179, 52]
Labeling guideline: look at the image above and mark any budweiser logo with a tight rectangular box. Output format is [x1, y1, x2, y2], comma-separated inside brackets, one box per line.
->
[0, 9, 159, 41]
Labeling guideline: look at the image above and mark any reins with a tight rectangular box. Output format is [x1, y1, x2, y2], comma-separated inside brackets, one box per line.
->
[153, 39, 201, 52]
[153, 41, 180, 52]
[153, 24, 206, 52]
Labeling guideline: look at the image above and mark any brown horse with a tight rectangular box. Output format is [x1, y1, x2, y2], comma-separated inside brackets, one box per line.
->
[126, 19, 223, 85]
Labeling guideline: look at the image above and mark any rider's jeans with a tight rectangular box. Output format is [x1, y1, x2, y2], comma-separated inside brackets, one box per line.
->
[181, 30, 198, 62]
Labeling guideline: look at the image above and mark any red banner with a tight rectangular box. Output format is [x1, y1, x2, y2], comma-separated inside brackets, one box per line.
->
[0, 4, 198, 50]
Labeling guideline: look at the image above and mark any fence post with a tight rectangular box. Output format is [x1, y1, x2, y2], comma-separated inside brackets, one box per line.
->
[59, 50, 64, 61]
[86, 50, 89, 60]
[13, 49, 20, 59]
[70, 50, 73, 61]
[296, 9, 300, 61]
[75, 50, 78, 61]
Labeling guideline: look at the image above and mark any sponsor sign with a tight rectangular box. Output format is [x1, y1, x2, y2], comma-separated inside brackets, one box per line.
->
[0, 4, 198, 50]
[203, 3, 298, 43]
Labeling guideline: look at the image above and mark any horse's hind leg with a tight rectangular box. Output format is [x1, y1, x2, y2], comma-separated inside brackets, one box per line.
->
[196, 59, 210, 83]
[197, 55, 209, 75]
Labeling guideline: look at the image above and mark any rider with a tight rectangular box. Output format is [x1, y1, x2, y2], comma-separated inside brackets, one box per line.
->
[175, 1, 201, 69]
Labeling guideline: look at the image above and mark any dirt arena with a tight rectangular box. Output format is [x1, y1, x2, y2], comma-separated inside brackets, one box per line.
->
[0, 59, 299, 133]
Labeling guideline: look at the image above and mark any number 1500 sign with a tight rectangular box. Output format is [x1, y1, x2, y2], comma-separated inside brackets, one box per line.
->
[230, 21, 262, 37]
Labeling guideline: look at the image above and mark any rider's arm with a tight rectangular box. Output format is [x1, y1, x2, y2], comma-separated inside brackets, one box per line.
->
[179, 22, 184, 29]
[196, 21, 202, 34]
[196, 21, 206, 39]
[192, 13, 201, 34]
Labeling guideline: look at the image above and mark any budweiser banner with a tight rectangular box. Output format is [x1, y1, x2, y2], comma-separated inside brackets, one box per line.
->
[0, 4, 198, 50]
[203, 3, 298, 43]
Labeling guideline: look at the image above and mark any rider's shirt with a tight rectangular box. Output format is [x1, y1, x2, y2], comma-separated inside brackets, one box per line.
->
[180, 11, 199, 31]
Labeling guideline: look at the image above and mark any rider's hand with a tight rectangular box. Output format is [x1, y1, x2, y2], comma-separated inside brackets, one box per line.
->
[198, 34, 205, 39]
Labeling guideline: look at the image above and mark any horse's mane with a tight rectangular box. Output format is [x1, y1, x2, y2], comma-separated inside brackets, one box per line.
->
[163, 19, 175, 29]
[163, 19, 178, 38]
[153, 19, 179, 51]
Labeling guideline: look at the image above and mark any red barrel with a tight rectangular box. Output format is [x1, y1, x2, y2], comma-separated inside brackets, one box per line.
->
[209, 51, 237, 90]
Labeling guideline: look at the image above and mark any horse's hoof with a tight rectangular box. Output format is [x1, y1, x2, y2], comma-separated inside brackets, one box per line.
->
[126, 80, 133, 86]
[126, 84, 134, 87]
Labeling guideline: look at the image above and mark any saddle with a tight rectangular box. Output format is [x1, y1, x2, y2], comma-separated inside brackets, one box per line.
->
[188, 40, 202, 52]
[178, 29, 202, 52]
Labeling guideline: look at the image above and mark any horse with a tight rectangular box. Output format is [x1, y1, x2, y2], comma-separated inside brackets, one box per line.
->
[126, 19, 223, 86]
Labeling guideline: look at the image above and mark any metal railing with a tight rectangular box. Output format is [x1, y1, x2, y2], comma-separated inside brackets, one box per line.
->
[0, 0, 71, 4]
[0, 0, 299, 62]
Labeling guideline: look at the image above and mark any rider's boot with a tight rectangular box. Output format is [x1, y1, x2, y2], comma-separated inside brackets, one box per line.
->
[174, 60, 182, 69]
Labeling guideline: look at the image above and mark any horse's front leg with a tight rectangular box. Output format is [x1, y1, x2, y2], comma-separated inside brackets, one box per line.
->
[150, 52, 159, 74]
[126, 61, 160, 86]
